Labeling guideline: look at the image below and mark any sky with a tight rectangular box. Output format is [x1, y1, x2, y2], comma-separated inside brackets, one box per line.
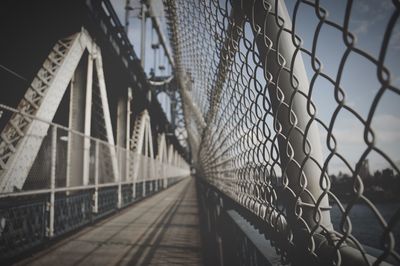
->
[111, 0, 400, 175]
[114, 0, 173, 122]
[284, 0, 400, 174]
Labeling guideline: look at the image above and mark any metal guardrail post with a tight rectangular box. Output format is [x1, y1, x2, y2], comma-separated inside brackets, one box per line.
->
[143, 157, 147, 197]
[47, 125, 57, 238]
[93, 139, 99, 213]
[126, 87, 132, 201]
[126, 149, 130, 201]
[215, 196, 224, 266]
[118, 147, 122, 208]
[132, 153, 136, 200]
[148, 160, 152, 193]
[155, 170, 158, 190]
[143, 179, 146, 197]
[118, 172, 122, 208]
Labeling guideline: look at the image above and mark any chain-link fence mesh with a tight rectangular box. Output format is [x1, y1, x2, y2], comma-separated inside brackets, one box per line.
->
[165, 0, 400, 264]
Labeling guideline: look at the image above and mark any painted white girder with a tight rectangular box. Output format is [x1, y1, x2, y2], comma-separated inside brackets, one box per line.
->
[94, 50, 120, 182]
[82, 54, 94, 185]
[0, 29, 117, 192]
[0, 30, 93, 192]
[157, 133, 168, 163]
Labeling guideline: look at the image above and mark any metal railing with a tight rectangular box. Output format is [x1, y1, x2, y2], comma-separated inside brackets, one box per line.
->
[0, 104, 190, 261]
[165, 0, 400, 265]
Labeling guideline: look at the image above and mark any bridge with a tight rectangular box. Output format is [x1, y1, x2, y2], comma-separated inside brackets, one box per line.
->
[0, 0, 399, 265]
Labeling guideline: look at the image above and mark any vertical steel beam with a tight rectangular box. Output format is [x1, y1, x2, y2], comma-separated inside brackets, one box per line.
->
[48, 125, 57, 238]
[83, 55, 93, 186]
[93, 139, 99, 213]
[116, 95, 128, 149]
[94, 52, 120, 183]
[158, 134, 168, 188]
[118, 164, 122, 208]
[116, 92, 129, 208]
[125, 0, 131, 33]
[66, 57, 87, 188]
[127, 88, 132, 201]
[143, 119, 148, 197]
[147, 117, 154, 193]
[131, 111, 147, 198]
[117, 95, 128, 179]
[141, 4, 147, 69]
[146, 0, 175, 67]
[132, 153, 138, 199]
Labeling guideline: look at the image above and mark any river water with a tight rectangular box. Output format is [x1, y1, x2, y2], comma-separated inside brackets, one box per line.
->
[330, 202, 400, 252]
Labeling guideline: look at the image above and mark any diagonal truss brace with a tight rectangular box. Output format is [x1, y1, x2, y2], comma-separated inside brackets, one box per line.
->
[130, 109, 154, 182]
[0, 29, 119, 192]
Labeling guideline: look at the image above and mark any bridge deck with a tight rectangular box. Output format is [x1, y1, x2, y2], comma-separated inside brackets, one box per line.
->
[17, 178, 203, 266]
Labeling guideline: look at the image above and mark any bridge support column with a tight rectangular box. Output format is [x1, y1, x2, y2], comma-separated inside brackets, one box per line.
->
[93, 139, 99, 214]
[142, 135, 146, 198]
[47, 125, 57, 238]
[116, 87, 132, 207]
[83, 55, 93, 186]
[66, 56, 88, 188]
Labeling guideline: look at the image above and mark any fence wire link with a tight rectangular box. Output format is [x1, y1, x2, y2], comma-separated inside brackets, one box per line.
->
[165, 0, 400, 264]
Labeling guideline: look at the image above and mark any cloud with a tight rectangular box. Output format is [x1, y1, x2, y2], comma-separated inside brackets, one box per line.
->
[372, 114, 400, 143]
[318, 113, 400, 174]
[352, 20, 369, 35]
[328, 114, 400, 145]
[357, 3, 370, 14]
[350, 0, 391, 37]
[333, 128, 363, 145]
[390, 27, 400, 51]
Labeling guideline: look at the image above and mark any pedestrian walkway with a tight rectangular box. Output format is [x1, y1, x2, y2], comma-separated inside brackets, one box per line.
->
[16, 178, 203, 266]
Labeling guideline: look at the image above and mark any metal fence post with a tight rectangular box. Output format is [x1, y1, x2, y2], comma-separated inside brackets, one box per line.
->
[155, 161, 159, 192]
[143, 157, 147, 197]
[93, 139, 99, 213]
[132, 152, 136, 200]
[48, 125, 57, 237]
[118, 147, 122, 208]
[125, 148, 130, 203]
[163, 163, 167, 188]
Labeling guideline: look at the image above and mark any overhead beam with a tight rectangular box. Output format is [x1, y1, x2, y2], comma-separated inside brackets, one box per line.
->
[146, 0, 175, 68]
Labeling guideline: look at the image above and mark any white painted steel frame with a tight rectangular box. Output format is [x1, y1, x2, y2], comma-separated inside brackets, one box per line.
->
[0, 29, 118, 192]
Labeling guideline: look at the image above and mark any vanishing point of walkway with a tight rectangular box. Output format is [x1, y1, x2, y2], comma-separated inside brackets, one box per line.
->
[17, 178, 203, 266]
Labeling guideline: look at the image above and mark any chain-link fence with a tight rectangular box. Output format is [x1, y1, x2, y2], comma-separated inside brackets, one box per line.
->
[165, 0, 400, 264]
[0, 103, 190, 260]
[0, 104, 190, 195]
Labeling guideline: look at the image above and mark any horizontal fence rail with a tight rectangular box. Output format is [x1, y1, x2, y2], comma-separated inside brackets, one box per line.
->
[165, 0, 400, 265]
[0, 104, 190, 261]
